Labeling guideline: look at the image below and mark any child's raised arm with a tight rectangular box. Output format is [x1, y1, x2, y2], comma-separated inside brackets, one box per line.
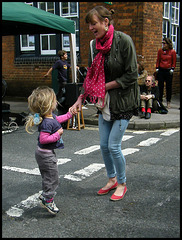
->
[56, 112, 72, 123]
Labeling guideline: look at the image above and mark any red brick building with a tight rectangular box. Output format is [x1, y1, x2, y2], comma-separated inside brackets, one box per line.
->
[2, 2, 180, 98]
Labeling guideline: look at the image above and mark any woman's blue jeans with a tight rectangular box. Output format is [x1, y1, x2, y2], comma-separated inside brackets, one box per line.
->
[98, 114, 129, 184]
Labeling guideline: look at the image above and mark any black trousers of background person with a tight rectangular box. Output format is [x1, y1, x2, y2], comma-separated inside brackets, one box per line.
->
[157, 68, 173, 103]
[56, 81, 67, 103]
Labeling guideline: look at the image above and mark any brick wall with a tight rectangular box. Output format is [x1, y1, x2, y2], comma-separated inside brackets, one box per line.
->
[2, 36, 54, 97]
[79, 2, 163, 74]
[2, 2, 180, 98]
[142, 2, 163, 74]
[172, 58, 180, 95]
[79, 2, 180, 96]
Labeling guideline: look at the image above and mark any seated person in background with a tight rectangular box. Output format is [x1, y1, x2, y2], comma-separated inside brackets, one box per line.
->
[137, 61, 148, 86]
[140, 75, 159, 119]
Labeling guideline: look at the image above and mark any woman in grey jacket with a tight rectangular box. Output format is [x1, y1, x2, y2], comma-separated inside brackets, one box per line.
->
[71, 6, 139, 201]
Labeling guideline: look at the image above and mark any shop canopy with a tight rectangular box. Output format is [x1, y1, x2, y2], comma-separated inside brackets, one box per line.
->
[2, 2, 77, 81]
[2, 2, 75, 35]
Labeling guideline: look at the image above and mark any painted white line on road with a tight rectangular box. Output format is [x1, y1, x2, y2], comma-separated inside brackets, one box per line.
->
[122, 135, 134, 141]
[64, 174, 84, 181]
[3, 158, 72, 176]
[74, 163, 105, 176]
[64, 163, 105, 181]
[6, 206, 24, 217]
[122, 148, 140, 156]
[57, 158, 71, 165]
[74, 145, 100, 155]
[2, 166, 40, 175]
[6, 191, 42, 217]
[160, 129, 179, 136]
[6, 164, 105, 216]
[133, 131, 146, 134]
[138, 138, 161, 147]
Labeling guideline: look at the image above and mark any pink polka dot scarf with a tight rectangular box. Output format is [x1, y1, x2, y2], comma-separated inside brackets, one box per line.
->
[83, 25, 114, 105]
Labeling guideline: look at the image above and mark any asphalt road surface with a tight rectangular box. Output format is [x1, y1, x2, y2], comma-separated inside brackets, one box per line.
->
[2, 125, 180, 238]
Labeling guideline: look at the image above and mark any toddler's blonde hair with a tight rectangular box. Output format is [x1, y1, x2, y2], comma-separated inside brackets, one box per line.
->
[25, 86, 56, 134]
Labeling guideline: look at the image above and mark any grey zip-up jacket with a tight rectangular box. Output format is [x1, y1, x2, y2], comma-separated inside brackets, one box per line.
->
[87, 30, 139, 115]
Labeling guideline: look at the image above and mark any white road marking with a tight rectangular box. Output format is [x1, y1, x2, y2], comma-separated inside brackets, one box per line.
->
[2, 166, 40, 175]
[122, 148, 140, 156]
[74, 163, 105, 176]
[65, 149, 140, 182]
[74, 145, 100, 155]
[4, 129, 179, 217]
[63, 174, 84, 181]
[64, 163, 105, 181]
[138, 138, 161, 147]
[6, 191, 42, 217]
[6, 163, 105, 217]
[6, 164, 105, 216]
[133, 131, 146, 134]
[6, 206, 24, 217]
[160, 129, 179, 136]
[57, 158, 71, 165]
[2, 158, 72, 176]
[122, 135, 134, 141]
[74, 136, 134, 155]
[2, 146, 139, 176]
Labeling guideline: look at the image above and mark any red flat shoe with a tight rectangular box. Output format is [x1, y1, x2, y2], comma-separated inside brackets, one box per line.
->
[110, 185, 127, 201]
[97, 182, 118, 195]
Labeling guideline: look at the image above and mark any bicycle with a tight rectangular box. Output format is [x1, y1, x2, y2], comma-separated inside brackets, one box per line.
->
[2, 78, 19, 134]
[2, 117, 19, 134]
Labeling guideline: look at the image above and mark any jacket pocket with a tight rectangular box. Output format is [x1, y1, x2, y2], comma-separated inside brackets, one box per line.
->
[117, 88, 134, 110]
[110, 85, 138, 114]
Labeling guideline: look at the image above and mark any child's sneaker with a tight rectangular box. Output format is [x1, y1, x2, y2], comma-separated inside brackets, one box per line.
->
[39, 194, 44, 201]
[40, 198, 59, 215]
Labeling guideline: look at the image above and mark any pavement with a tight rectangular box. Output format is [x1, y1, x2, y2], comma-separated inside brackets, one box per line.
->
[2, 93, 180, 130]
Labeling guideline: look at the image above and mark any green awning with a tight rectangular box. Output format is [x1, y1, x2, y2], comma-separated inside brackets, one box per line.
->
[2, 2, 75, 35]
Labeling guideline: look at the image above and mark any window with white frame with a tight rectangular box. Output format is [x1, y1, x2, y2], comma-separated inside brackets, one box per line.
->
[171, 2, 180, 51]
[60, 2, 79, 52]
[171, 2, 179, 25]
[163, 2, 170, 19]
[38, 2, 56, 55]
[19, 2, 79, 56]
[40, 34, 56, 55]
[38, 2, 55, 14]
[20, 2, 35, 52]
[163, 2, 180, 53]
[162, 20, 168, 39]
[20, 34, 35, 51]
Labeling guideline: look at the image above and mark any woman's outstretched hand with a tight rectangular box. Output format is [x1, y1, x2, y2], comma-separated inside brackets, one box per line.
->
[70, 95, 83, 113]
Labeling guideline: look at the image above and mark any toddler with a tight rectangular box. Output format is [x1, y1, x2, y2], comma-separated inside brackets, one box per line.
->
[25, 86, 75, 215]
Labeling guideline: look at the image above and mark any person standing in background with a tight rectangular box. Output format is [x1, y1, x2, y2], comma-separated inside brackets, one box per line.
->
[44, 50, 71, 104]
[156, 38, 176, 108]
